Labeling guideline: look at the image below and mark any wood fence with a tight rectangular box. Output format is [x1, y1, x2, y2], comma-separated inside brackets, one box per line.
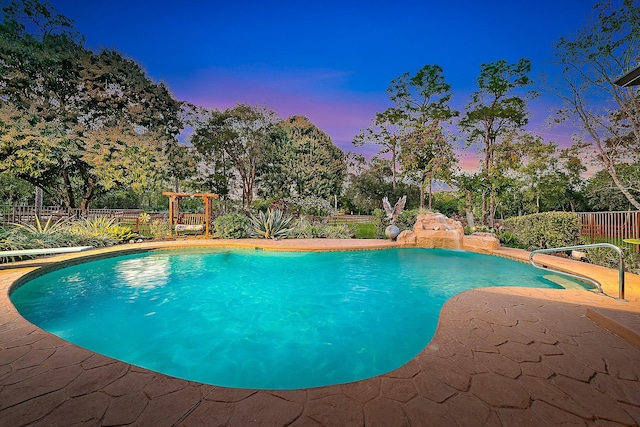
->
[326, 214, 374, 225]
[0, 206, 167, 233]
[576, 211, 640, 248]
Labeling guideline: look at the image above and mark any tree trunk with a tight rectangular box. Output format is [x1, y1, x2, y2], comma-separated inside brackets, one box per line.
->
[34, 186, 43, 216]
[80, 176, 97, 216]
[481, 191, 487, 225]
[61, 168, 76, 211]
[391, 145, 397, 189]
[577, 98, 640, 210]
[465, 189, 475, 228]
[427, 179, 433, 210]
[606, 162, 640, 210]
[419, 185, 425, 211]
[488, 191, 496, 228]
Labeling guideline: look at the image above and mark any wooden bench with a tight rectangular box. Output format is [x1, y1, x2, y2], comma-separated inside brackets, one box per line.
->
[174, 214, 206, 236]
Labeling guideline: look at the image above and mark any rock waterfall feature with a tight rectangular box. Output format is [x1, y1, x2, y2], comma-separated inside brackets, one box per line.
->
[397, 212, 500, 253]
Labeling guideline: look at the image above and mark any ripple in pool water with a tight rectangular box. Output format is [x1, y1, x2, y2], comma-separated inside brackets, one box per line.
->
[10, 248, 581, 389]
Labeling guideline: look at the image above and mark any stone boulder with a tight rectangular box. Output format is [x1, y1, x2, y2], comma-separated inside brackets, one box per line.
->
[462, 232, 500, 253]
[397, 230, 417, 247]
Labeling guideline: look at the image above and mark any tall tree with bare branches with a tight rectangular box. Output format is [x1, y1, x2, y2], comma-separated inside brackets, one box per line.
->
[552, 0, 640, 209]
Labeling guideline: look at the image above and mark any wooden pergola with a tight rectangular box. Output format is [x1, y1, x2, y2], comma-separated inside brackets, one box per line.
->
[162, 192, 219, 238]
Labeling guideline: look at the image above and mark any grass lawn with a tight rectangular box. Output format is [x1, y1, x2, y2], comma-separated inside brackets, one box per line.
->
[353, 223, 376, 239]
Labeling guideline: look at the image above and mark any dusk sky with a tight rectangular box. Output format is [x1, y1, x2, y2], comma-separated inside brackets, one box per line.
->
[46, 0, 599, 171]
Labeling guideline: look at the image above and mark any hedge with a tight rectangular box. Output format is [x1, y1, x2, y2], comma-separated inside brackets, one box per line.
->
[501, 212, 582, 250]
[213, 213, 249, 239]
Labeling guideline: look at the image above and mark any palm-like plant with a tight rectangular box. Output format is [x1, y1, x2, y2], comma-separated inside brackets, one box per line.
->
[249, 209, 293, 239]
[69, 217, 137, 243]
[9, 217, 75, 249]
[12, 216, 69, 235]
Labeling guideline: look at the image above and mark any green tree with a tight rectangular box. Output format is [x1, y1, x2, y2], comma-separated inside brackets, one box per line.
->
[453, 173, 483, 228]
[585, 163, 640, 211]
[0, 1, 188, 212]
[558, 143, 588, 212]
[256, 124, 294, 199]
[278, 116, 346, 200]
[552, 0, 640, 209]
[388, 64, 458, 210]
[191, 104, 283, 211]
[400, 120, 457, 210]
[352, 108, 406, 189]
[459, 58, 537, 226]
[0, 173, 33, 205]
[517, 135, 558, 213]
[341, 157, 419, 214]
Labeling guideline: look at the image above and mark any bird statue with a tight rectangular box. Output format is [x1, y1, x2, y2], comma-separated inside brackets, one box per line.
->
[382, 195, 406, 225]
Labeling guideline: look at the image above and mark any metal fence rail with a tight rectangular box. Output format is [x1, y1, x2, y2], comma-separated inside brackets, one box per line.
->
[577, 211, 640, 248]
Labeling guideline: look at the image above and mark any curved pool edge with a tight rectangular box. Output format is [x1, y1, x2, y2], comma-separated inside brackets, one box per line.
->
[2, 240, 640, 425]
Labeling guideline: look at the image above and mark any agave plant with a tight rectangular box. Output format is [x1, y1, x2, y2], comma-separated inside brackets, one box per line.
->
[249, 209, 293, 239]
[3, 217, 76, 257]
[11, 216, 70, 236]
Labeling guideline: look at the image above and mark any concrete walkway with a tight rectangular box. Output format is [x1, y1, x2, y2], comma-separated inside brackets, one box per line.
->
[1, 240, 639, 426]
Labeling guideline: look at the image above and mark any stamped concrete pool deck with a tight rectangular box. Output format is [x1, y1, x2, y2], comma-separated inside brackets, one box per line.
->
[1, 239, 639, 426]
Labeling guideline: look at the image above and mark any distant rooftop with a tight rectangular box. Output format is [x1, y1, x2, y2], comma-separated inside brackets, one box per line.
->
[614, 64, 640, 87]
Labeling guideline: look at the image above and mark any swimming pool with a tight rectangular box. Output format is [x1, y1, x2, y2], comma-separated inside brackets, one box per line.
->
[10, 248, 587, 390]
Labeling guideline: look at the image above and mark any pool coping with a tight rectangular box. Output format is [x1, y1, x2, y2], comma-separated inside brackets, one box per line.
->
[1, 239, 640, 426]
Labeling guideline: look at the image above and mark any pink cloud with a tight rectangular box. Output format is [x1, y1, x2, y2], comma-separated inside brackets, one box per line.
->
[458, 152, 482, 173]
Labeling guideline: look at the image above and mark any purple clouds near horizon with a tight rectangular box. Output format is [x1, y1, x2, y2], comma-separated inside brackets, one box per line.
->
[46, 0, 599, 173]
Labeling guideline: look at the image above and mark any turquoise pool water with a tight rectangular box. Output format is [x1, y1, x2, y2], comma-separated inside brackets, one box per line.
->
[11, 248, 579, 389]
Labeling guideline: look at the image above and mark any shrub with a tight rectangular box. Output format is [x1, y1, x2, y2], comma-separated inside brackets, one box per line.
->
[465, 225, 495, 235]
[502, 212, 581, 250]
[585, 246, 639, 274]
[372, 209, 387, 239]
[498, 231, 526, 249]
[289, 217, 353, 239]
[6, 217, 78, 250]
[69, 217, 137, 243]
[291, 217, 325, 238]
[285, 196, 334, 217]
[324, 224, 352, 239]
[251, 199, 273, 214]
[396, 208, 420, 232]
[149, 220, 171, 239]
[1, 217, 125, 262]
[214, 213, 249, 239]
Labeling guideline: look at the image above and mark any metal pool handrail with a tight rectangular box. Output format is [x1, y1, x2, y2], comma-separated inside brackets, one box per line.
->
[529, 243, 626, 300]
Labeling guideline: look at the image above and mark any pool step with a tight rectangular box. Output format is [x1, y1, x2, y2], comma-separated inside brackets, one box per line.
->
[543, 274, 585, 290]
[587, 307, 640, 349]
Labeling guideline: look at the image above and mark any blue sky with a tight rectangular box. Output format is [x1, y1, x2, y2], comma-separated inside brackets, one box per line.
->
[45, 0, 598, 170]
